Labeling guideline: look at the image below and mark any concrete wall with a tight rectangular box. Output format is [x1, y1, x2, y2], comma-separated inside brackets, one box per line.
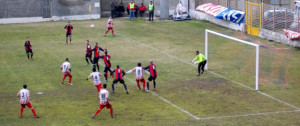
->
[189, 10, 246, 31]
[259, 29, 300, 47]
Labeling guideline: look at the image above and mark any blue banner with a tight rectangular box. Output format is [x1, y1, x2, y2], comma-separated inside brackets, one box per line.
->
[214, 8, 245, 25]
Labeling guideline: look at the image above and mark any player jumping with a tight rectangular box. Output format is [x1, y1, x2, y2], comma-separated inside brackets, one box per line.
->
[91, 42, 105, 72]
[61, 58, 72, 85]
[110, 65, 129, 94]
[92, 84, 114, 118]
[144, 61, 157, 91]
[126, 63, 146, 91]
[85, 40, 93, 65]
[99, 49, 112, 82]
[24, 37, 33, 60]
[17, 84, 40, 118]
[64, 21, 73, 45]
[87, 68, 103, 92]
[104, 16, 114, 37]
[192, 50, 207, 76]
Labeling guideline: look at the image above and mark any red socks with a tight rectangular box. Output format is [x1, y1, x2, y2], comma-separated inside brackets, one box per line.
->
[110, 108, 113, 116]
[68, 77, 72, 84]
[136, 80, 141, 90]
[62, 75, 66, 82]
[31, 108, 37, 116]
[94, 109, 101, 116]
[20, 107, 23, 116]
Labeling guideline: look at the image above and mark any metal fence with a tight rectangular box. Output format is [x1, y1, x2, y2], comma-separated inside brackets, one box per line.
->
[197, 0, 298, 33]
[262, 3, 297, 32]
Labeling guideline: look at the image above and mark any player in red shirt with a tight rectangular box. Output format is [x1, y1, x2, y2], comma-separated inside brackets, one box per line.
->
[99, 49, 112, 82]
[64, 21, 73, 45]
[85, 40, 93, 65]
[24, 37, 33, 60]
[110, 65, 129, 94]
[17, 84, 40, 118]
[144, 61, 157, 91]
[92, 84, 114, 118]
[91, 42, 105, 72]
[104, 16, 114, 37]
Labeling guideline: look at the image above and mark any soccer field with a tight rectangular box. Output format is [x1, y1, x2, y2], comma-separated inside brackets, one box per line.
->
[1, 18, 300, 126]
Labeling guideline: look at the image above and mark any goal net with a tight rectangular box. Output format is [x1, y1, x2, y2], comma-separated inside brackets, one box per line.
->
[205, 29, 260, 90]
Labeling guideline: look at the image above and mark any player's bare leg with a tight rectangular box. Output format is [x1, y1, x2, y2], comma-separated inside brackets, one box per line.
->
[69, 37, 72, 44]
[30, 53, 33, 60]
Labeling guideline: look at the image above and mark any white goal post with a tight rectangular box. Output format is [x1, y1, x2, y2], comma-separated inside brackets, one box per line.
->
[205, 29, 260, 90]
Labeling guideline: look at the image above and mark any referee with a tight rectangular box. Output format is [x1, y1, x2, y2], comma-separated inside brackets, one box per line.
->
[192, 50, 207, 76]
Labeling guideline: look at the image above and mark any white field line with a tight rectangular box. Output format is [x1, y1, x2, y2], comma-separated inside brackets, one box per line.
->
[123, 76, 201, 120]
[198, 110, 300, 120]
[112, 31, 300, 110]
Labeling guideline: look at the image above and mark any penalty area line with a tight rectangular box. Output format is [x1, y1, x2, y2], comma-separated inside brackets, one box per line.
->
[112, 31, 300, 111]
[198, 110, 300, 120]
[124, 77, 201, 120]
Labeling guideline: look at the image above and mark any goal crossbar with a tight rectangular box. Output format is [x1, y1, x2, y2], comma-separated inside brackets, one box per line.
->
[205, 29, 260, 90]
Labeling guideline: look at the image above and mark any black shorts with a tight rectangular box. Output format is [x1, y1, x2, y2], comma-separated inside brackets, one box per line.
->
[25, 49, 33, 54]
[66, 33, 72, 37]
[104, 66, 111, 73]
[85, 53, 92, 58]
[113, 79, 125, 84]
[93, 57, 99, 64]
[148, 76, 157, 81]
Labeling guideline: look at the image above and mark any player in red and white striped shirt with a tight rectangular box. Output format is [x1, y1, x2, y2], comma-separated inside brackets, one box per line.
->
[126, 63, 146, 91]
[87, 68, 103, 92]
[92, 84, 114, 118]
[61, 58, 72, 85]
[17, 84, 39, 118]
[104, 16, 114, 37]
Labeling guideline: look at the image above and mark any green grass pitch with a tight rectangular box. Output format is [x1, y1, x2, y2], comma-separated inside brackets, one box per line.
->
[0, 18, 300, 125]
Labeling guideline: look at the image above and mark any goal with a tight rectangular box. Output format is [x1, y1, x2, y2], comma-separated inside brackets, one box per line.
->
[205, 29, 260, 90]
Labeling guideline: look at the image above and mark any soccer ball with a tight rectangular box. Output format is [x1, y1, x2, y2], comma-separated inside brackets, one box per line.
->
[90, 24, 95, 28]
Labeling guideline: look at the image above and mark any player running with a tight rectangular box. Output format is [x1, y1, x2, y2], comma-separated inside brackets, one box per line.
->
[144, 61, 157, 91]
[104, 16, 114, 37]
[110, 65, 129, 94]
[85, 40, 93, 65]
[64, 21, 73, 45]
[126, 63, 146, 91]
[87, 68, 103, 92]
[192, 50, 207, 76]
[24, 37, 33, 60]
[61, 58, 72, 85]
[99, 49, 112, 82]
[92, 84, 114, 118]
[17, 84, 40, 118]
[91, 42, 105, 72]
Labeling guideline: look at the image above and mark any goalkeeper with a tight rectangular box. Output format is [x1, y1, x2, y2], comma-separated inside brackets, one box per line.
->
[192, 50, 207, 76]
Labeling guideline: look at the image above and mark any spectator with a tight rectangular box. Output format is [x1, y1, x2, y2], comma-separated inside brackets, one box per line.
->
[148, 1, 154, 21]
[135, 4, 139, 18]
[138, 3, 147, 17]
[128, 0, 135, 20]
[110, 0, 116, 18]
[116, 3, 125, 17]
[114, 3, 118, 17]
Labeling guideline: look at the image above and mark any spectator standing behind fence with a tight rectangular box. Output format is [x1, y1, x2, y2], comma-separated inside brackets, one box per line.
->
[148, 1, 154, 21]
[128, 0, 135, 20]
[116, 3, 125, 17]
[135, 4, 139, 18]
[110, 0, 116, 18]
[138, 3, 147, 17]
